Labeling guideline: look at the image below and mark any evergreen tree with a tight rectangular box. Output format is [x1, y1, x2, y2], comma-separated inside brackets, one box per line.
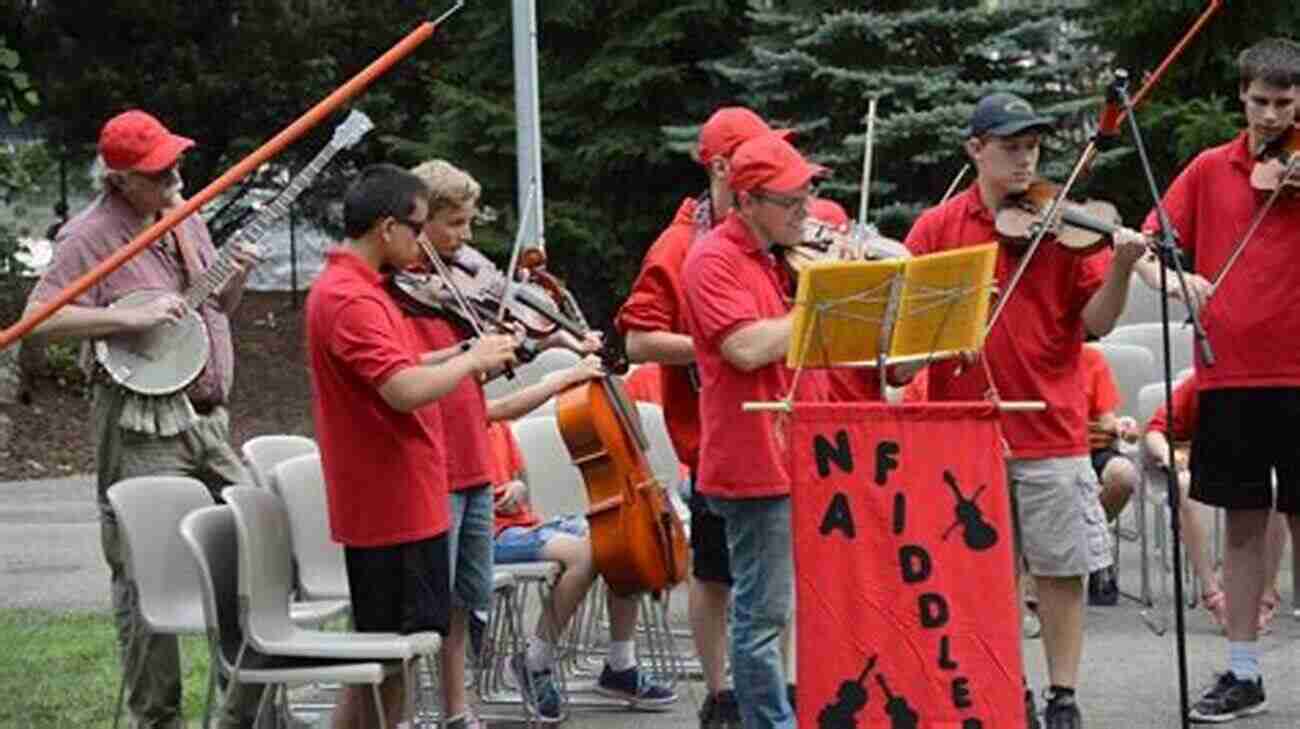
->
[708, 0, 1109, 238]
[390, 1, 753, 335]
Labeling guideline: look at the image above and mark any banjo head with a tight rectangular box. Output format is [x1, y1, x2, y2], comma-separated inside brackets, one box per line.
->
[94, 290, 210, 395]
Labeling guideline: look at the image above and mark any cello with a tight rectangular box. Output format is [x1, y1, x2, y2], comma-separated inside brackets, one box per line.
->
[520, 248, 689, 596]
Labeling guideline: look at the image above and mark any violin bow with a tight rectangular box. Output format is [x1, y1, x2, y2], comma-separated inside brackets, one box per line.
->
[858, 96, 881, 227]
[417, 240, 489, 339]
[984, 0, 1224, 336]
[0, 1, 466, 350]
[498, 179, 539, 323]
[1211, 152, 1300, 289]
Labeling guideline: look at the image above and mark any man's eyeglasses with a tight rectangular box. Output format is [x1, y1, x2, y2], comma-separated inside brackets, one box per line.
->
[751, 190, 809, 211]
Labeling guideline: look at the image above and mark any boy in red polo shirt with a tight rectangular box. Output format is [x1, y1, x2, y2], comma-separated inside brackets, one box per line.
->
[681, 133, 826, 729]
[400, 159, 634, 727]
[903, 93, 1148, 728]
[1133, 39, 1300, 722]
[304, 164, 517, 729]
[616, 106, 791, 729]
[1079, 342, 1140, 606]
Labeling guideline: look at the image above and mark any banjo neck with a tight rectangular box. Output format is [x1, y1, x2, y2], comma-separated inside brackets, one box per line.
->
[181, 109, 374, 310]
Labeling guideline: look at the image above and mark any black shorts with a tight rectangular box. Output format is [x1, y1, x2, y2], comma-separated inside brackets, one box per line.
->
[344, 532, 452, 635]
[1190, 388, 1300, 514]
[689, 482, 732, 585]
[1090, 447, 1132, 481]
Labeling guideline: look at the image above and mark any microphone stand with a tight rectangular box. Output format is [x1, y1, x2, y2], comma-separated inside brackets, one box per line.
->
[1110, 70, 1199, 729]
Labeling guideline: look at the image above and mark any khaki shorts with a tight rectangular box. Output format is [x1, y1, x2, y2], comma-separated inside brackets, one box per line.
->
[1009, 456, 1112, 578]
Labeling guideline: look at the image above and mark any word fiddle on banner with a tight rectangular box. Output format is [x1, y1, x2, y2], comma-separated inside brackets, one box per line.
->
[790, 402, 1024, 729]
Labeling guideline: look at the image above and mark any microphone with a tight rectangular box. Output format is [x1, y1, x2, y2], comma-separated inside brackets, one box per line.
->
[1095, 69, 1130, 145]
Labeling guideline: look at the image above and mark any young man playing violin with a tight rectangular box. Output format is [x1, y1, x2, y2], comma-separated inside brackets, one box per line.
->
[617, 106, 793, 729]
[903, 92, 1149, 729]
[397, 159, 645, 727]
[1133, 38, 1300, 723]
[305, 164, 518, 729]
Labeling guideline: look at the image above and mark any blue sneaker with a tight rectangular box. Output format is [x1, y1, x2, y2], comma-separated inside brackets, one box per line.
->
[509, 652, 564, 722]
[595, 663, 678, 708]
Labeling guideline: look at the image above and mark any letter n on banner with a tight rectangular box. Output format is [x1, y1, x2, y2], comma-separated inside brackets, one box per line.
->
[790, 402, 1025, 728]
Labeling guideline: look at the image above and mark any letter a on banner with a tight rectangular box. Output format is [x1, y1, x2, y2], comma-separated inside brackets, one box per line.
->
[790, 402, 1025, 728]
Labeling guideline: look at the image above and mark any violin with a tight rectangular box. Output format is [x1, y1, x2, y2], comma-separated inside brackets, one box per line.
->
[1249, 124, 1300, 192]
[386, 244, 560, 342]
[994, 179, 1124, 255]
[781, 219, 912, 283]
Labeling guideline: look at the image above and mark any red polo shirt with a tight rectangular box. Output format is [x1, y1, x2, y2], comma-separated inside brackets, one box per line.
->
[616, 197, 704, 469]
[1082, 344, 1121, 419]
[487, 420, 541, 535]
[1142, 132, 1300, 390]
[403, 314, 494, 492]
[305, 248, 450, 547]
[682, 212, 802, 499]
[1146, 373, 1200, 441]
[904, 186, 1112, 459]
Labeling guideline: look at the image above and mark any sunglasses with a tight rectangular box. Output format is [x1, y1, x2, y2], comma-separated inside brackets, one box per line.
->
[391, 216, 428, 236]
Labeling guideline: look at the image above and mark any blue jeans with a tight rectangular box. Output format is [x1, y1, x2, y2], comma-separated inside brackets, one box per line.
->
[707, 495, 794, 729]
[448, 484, 495, 614]
[494, 515, 587, 564]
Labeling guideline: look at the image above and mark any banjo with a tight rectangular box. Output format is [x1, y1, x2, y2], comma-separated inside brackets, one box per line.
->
[95, 109, 374, 395]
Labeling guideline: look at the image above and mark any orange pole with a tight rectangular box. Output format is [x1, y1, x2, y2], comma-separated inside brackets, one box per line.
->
[0, 13, 449, 350]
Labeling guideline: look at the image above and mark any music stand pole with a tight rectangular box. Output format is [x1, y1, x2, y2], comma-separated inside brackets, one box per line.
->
[1111, 71, 1193, 729]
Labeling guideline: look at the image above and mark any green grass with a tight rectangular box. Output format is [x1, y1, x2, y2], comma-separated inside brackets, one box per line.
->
[0, 609, 211, 729]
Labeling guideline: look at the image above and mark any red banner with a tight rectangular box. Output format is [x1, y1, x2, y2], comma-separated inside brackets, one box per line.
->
[790, 402, 1024, 729]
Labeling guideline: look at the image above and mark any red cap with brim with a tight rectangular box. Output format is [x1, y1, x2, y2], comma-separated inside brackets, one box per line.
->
[99, 109, 196, 174]
[697, 106, 794, 164]
[727, 134, 827, 194]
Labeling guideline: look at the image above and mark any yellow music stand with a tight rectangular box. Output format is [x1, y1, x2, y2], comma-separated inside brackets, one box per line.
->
[787, 244, 998, 389]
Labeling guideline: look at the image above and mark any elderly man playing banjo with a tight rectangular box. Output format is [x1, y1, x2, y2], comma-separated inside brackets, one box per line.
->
[24, 109, 262, 729]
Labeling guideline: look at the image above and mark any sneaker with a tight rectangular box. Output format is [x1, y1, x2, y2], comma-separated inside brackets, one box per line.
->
[1189, 672, 1267, 723]
[1043, 692, 1081, 729]
[443, 711, 484, 729]
[509, 652, 563, 722]
[714, 689, 742, 728]
[1025, 688, 1041, 729]
[595, 663, 677, 707]
[1087, 566, 1118, 606]
[698, 691, 719, 729]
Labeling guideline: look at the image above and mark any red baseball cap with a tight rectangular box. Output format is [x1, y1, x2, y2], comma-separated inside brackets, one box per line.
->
[808, 197, 850, 228]
[727, 134, 827, 195]
[98, 110, 195, 174]
[696, 106, 792, 165]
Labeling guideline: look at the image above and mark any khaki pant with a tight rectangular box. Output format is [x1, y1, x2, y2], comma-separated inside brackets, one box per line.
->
[94, 385, 265, 729]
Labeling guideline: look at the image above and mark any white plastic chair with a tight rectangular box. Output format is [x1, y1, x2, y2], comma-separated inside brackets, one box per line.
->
[1115, 272, 1189, 327]
[222, 486, 442, 727]
[511, 415, 588, 519]
[241, 434, 318, 490]
[484, 348, 581, 400]
[180, 505, 388, 729]
[269, 453, 350, 602]
[1104, 322, 1196, 379]
[105, 476, 214, 729]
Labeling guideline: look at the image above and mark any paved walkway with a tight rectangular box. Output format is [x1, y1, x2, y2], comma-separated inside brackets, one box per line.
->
[2, 475, 1297, 727]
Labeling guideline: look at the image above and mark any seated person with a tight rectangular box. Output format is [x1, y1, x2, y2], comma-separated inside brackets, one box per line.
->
[1081, 342, 1141, 605]
[487, 419, 676, 721]
[1143, 372, 1289, 631]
